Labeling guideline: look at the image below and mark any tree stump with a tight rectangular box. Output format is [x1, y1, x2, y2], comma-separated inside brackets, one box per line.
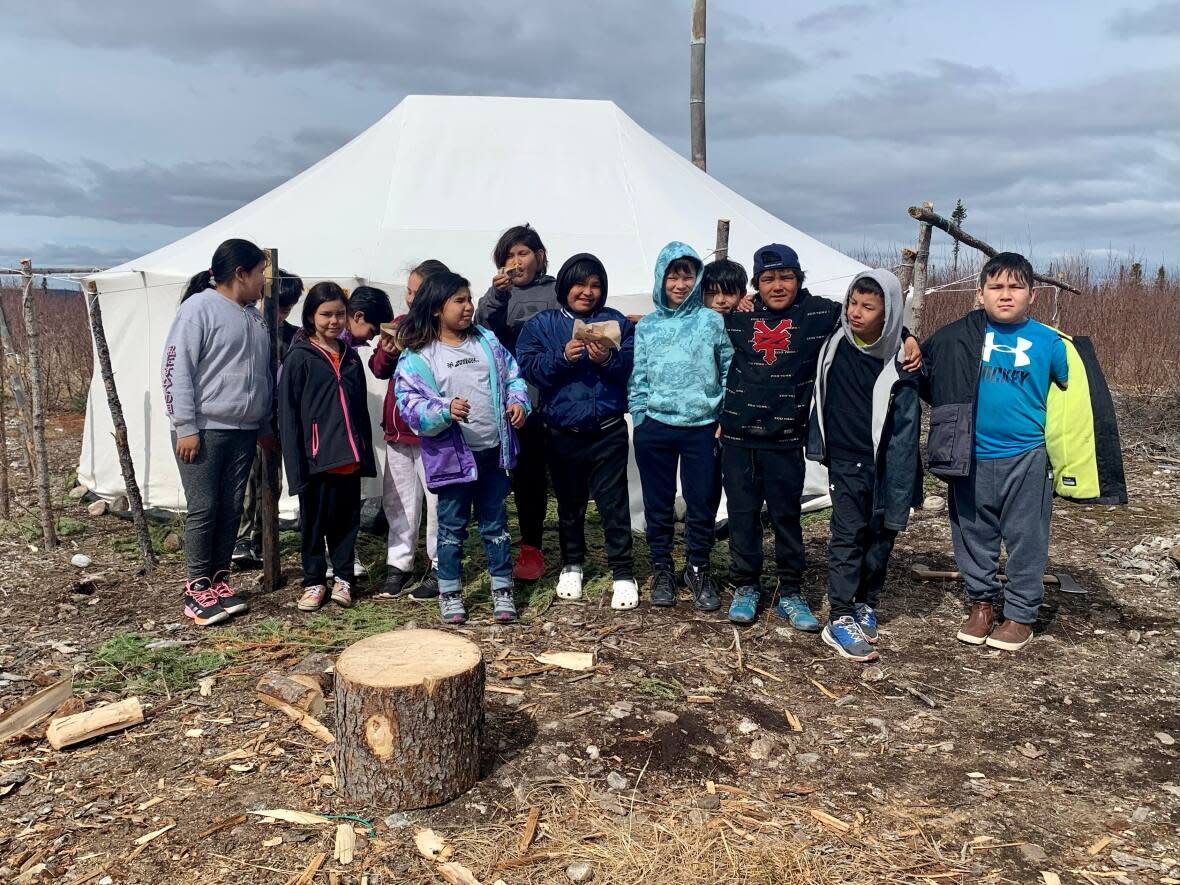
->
[334, 629, 484, 810]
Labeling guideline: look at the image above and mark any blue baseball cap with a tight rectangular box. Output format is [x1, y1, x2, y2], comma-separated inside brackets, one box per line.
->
[752, 244, 801, 280]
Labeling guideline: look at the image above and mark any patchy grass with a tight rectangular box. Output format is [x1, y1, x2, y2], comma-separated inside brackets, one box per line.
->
[220, 603, 418, 655]
[634, 675, 683, 700]
[110, 519, 183, 557]
[81, 632, 232, 696]
[56, 516, 87, 537]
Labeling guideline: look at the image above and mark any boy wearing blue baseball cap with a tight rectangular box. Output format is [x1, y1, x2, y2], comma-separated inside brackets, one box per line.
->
[722, 245, 922, 631]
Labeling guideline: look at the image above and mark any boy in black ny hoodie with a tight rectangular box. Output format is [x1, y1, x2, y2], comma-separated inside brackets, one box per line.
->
[722, 245, 921, 630]
[807, 270, 922, 662]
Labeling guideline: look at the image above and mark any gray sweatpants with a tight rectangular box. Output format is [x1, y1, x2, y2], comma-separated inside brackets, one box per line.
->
[949, 446, 1053, 624]
[173, 429, 258, 581]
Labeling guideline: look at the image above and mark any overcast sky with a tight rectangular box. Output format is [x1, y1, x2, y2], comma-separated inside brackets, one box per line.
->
[2, 0, 1177, 275]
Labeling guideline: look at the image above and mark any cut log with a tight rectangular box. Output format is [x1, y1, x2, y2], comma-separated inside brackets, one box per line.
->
[256, 671, 325, 716]
[334, 629, 484, 810]
[256, 695, 334, 744]
[291, 653, 336, 693]
[46, 697, 143, 750]
[0, 677, 73, 743]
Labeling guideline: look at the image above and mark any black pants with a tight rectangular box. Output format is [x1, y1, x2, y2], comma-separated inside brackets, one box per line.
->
[633, 419, 718, 571]
[723, 444, 805, 589]
[827, 458, 897, 618]
[298, 472, 361, 587]
[547, 422, 634, 580]
[511, 414, 549, 548]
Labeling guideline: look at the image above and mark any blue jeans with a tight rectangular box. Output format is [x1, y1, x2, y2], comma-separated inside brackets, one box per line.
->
[435, 447, 513, 595]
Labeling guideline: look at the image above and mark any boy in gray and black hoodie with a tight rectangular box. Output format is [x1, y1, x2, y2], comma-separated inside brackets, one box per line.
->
[807, 270, 923, 662]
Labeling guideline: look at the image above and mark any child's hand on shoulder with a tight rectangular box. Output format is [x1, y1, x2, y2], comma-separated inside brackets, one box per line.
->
[506, 403, 526, 429]
[901, 336, 922, 372]
[736, 295, 755, 312]
[564, 339, 587, 362]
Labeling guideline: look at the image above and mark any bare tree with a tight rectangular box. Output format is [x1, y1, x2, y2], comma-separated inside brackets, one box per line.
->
[20, 259, 57, 548]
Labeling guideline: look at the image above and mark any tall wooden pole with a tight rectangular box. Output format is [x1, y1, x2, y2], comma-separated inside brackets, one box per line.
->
[896, 247, 917, 294]
[0, 363, 9, 519]
[909, 202, 934, 337]
[690, 0, 706, 171]
[714, 218, 730, 261]
[84, 284, 156, 574]
[260, 248, 283, 592]
[20, 259, 57, 549]
[0, 286, 35, 471]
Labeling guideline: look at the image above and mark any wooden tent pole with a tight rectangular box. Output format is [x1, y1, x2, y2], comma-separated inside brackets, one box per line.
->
[84, 282, 156, 574]
[0, 284, 35, 471]
[690, 0, 706, 171]
[260, 248, 283, 592]
[20, 258, 57, 548]
[909, 202, 934, 337]
[714, 218, 730, 261]
[0, 360, 8, 519]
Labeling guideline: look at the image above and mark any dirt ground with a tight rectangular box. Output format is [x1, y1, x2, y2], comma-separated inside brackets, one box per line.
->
[0, 402, 1177, 885]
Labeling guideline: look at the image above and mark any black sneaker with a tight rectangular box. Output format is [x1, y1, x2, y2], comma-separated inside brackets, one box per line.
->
[650, 569, 677, 607]
[231, 541, 261, 569]
[683, 564, 720, 611]
[211, 569, 249, 616]
[183, 577, 229, 626]
[377, 567, 408, 599]
[409, 568, 440, 601]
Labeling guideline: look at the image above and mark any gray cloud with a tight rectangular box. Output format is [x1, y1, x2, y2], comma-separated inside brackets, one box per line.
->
[1108, 2, 1180, 38]
[797, 4, 876, 30]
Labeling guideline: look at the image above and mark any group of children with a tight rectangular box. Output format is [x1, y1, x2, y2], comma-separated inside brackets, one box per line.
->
[162, 228, 1073, 661]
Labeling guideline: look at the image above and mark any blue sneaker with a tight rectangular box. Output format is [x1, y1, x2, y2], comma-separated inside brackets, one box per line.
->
[854, 603, 878, 643]
[775, 593, 820, 632]
[822, 616, 879, 662]
[728, 585, 761, 625]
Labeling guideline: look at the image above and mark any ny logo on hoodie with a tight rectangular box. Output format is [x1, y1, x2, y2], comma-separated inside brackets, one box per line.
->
[751, 318, 794, 365]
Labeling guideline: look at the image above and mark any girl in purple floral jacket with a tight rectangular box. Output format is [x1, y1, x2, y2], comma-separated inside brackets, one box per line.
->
[394, 271, 531, 625]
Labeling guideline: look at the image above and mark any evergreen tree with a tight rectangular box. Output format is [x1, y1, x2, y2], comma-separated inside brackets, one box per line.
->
[950, 199, 967, 275]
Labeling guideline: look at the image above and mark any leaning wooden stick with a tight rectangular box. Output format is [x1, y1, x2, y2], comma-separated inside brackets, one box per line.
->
[260, 247, 283, 592]
[85, 283, 156, 574]
[906, 205, 1082, 295]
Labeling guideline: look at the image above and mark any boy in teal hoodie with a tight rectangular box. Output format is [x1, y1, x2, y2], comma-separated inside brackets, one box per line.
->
[629, 242, 734, 611]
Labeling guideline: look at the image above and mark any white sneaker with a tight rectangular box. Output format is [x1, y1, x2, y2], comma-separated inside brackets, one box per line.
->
[611, 578, 639, 611]
[556, 565, 583, 600]
[326, 558, 366, 580]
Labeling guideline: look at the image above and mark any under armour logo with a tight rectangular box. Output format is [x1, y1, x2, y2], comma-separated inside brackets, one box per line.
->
[752, 319, 793, 364]
[982, 332, 1032, 367]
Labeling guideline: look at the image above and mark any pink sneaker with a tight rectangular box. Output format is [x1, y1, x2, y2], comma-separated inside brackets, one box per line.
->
[183, 578, 229, 626]
[298, 585, 329, 612]
[330, 578, 353, 608]
[211, 569, 249, 616]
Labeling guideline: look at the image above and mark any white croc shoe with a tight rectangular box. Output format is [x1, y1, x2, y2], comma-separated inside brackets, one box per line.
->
[556, 565, 584, 600]
[611, 578, 639, 611]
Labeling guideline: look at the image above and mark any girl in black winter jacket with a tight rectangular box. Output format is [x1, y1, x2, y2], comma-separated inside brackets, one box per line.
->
[279, 282, 376, 611]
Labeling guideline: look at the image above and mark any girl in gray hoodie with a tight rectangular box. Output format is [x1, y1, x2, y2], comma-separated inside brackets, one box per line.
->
[161, 238, 273, 627]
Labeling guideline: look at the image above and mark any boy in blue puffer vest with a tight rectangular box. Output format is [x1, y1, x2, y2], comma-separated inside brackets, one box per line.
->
[629, 242, 734, 612]
[516, 254, 639, 610]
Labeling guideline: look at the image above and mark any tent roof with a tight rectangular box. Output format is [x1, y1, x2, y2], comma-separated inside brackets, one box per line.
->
[90, 95, 865, 309]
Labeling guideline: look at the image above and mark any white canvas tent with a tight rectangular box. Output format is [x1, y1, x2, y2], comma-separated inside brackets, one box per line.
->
[80, 94, 867, 526]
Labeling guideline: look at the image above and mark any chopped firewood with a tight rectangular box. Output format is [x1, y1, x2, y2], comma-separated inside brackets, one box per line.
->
[810, 809, 852, 833]
[438, 861, 482, 885]
[486, 684, 525, 696]
[494, 851, 559, 871]
[712, 783, 751, 796]
[51, 696, 86, 722]
[256, 671, 325, 716]
[1041, 873, 1062, 885]
[334, 823, 355, 864]
[46, 697, 143, 750]
[808, 678, 840, 701]
[785, 710, 803, 732]
[415, 828, 453, 861]
[291, 653, 335, 693]
[744, 664, 781, 683]
[686, 695, 715, 704]
[197, 676, 216, 697]
[292, 851, 326, 885]
[0, 676, 72, 743]
[137, 796, 164, 812]
[1087, 835, 1113, 855]
[134, 822, 176, 846]
[517, 806, 541, 853]
[249, 809, 333, 826]
[535, 650, 596, 671]
[255, 694, 334, 744]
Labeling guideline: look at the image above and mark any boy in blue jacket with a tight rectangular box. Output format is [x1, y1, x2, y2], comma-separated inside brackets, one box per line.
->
[516, 254, 638, 609]
[628, 242, 734, 611]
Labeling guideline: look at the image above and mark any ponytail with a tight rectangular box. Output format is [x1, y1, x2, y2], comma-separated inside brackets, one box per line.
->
[181, 238, 266, 303]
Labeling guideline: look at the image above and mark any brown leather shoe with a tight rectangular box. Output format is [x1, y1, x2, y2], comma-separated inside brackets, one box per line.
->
[986, 619, 1034, 651]
[956, 601, 995, 645]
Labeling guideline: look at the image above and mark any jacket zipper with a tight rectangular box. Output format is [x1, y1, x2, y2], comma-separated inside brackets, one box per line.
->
[310, 339, 362, 463]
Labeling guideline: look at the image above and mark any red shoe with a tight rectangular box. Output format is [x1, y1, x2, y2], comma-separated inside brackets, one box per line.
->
[512, 544, 545, 581]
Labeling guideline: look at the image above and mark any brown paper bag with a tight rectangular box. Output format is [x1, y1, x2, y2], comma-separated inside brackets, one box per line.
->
[572, 319, 622, 348]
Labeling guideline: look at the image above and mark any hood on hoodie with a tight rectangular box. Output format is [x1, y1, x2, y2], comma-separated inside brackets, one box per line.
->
[555, 253, 610, 313]
[841, 269, 904, 361]
[652, 241, 704, 316]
